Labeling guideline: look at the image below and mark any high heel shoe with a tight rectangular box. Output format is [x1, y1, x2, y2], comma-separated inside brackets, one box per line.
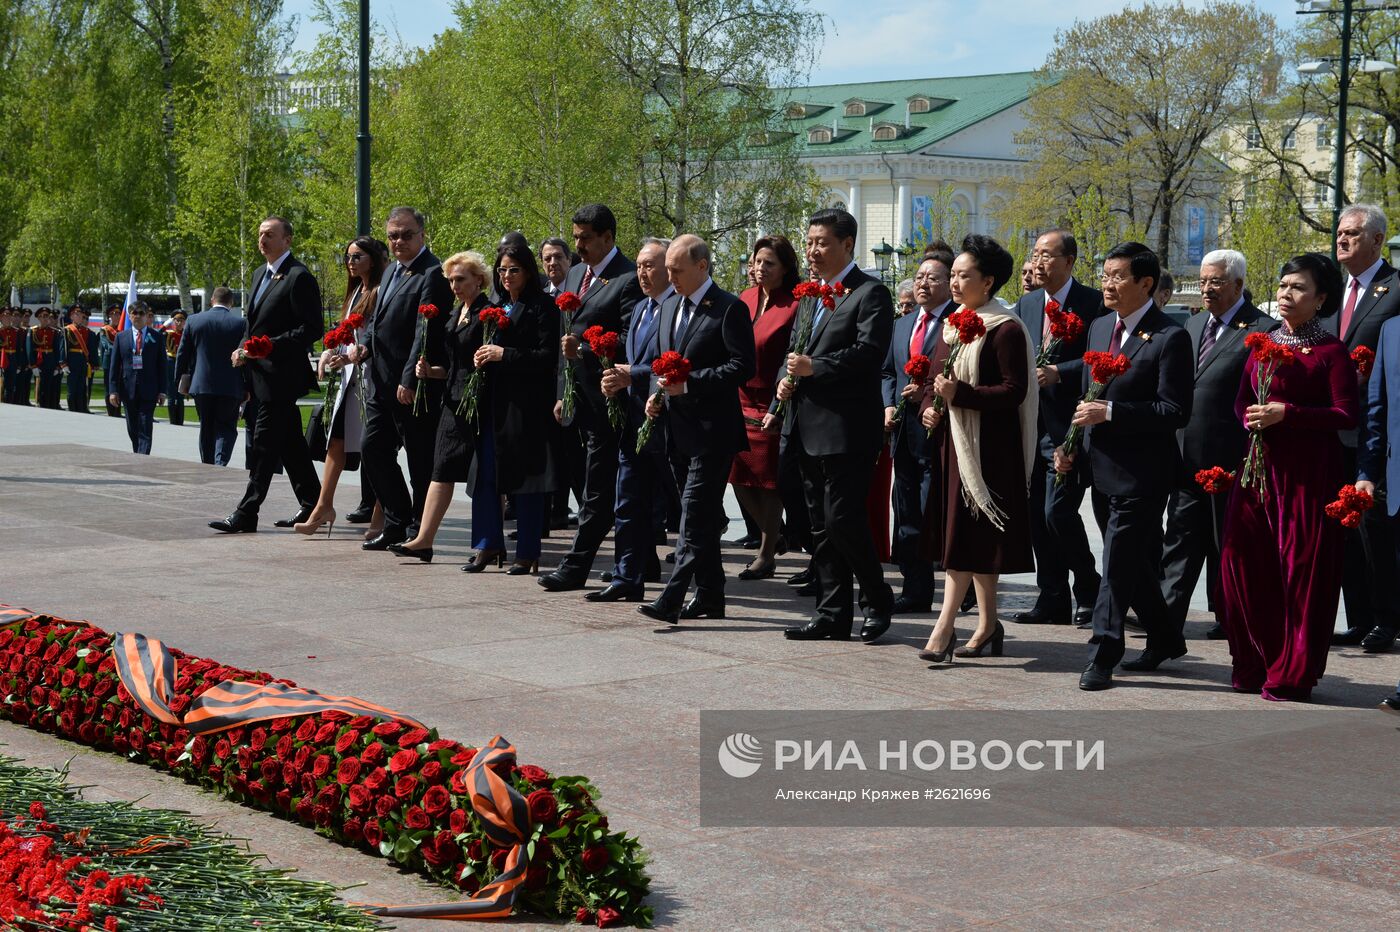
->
[293, 508, 336, 537]
[389, 542, 434, 563]
[955, 622, 1005, 658]
[918, 634, 958, 664]
[506, 559, 539, 576]
[461, 549, 506, 573]
[737, 560, 776, 581]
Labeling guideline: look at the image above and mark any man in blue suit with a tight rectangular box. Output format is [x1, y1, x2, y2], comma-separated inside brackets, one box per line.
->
[592, 238, 675, 603]
[177, 286, 246, 466]
[107, 303, 167, 454]
[881, 245, 955, 613]
[1358, 312, 1400, 710]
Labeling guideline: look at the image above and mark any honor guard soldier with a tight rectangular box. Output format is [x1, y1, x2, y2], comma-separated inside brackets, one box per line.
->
[1, 307, 25, 404]
[99, 306, 122, 417]
[163, 309, 187, 425]
[15, 308, 34, 403]
[30, 307, 63, 408]
[63, 304, 98, 412]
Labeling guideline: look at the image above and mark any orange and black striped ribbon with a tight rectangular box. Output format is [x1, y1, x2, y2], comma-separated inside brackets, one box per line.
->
[366, 735, 531, 921]
[0, 604, 41, 629]
[112, 631, 423, 734]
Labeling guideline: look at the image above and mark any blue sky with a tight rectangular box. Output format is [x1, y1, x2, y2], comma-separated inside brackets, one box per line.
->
[282, 1, 1306, 83]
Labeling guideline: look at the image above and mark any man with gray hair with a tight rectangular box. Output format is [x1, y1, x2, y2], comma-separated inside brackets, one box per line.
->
[894, 279, 916, 317]
[1329, 202, 1400, 651]
[1158, 249, 1271, 644]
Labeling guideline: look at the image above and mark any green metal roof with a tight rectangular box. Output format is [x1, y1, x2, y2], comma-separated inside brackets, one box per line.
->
[762, 71, 1043, 156]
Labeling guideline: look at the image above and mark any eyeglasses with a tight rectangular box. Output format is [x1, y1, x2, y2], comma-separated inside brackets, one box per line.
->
[898, 300, 917, 310]
[1100, 273, 1136, 285]
[1031, 252, 1068, 262]
[498, 266, 526, 275]
[1198, 278, 1231, 289]
[913, 273, 945, 283]
[346, 252, 367, 263]
[386, 230, 420, 241]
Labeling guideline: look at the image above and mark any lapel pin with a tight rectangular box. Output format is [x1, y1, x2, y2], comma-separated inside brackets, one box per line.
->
[1137, 331, 1152, 342]
[1375, 286, 1389, 296]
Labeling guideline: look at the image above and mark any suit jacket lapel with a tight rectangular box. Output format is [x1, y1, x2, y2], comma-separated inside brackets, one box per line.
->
[248, 268, 269, 327]
[810, 286, 855, 346]
[1025, 290, 1046, 351]
[1346, 272, 1391, 342]
[658, 296, 678, 354]
[1195, 313, 1247, 378]
[679, 297, 711, 353]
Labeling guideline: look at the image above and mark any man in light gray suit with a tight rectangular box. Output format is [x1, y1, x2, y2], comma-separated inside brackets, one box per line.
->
[176, 285, 246, 465]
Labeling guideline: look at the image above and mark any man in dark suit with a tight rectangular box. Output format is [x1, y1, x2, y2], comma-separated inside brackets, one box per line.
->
[538, 203, 643, 591]
[348, 206, 452, 549]
[768, 208, 895, 642]
[1055, 242, 1193, 690]
[177, 286, 246, 466]
[634, 235, 755, 623]
[1015, 229, 1107, 626]
[1327, 204, 1400, 652]
[1358, 314, 1400, 711]
[1161, 250, 1272, 641]
[592, 238, 674, 603]
[209, 216, 323, 533]
[107, 303, 166, 454]
[881, 246, 955, 614]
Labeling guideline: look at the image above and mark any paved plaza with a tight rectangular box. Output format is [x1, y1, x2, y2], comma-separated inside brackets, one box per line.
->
[1, 403, 1398, 930]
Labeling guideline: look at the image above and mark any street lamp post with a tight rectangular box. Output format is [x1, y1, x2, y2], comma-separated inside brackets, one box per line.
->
[1296, 0, 1399, 247]
[872, 240, 894, 284]
[355, 0, 371, 237]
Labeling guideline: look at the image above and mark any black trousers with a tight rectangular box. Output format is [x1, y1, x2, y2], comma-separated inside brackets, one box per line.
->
[1159, 484, 1226, 635]
[659, 450, 734, 607]
[65, 364, 90, 412]
[891, 439, 934, 605]
[235, 397, 320, 519]
[1028, 448, 1101, 611]
[613, 426, 669, 589]
[194, 394, 241, 466]
[37, 367, 62, 408]
[556, 404, 620, 578]
[550, 421, 586, 522]
[1339, 445, 1400, 632]
[1091, 493, 1174, 668]
[361, 390, 438, 534]
[123, 399, 157, 454]
[777, 434, 810, 550]
[800, 448, 894, 625]
[103, 366, 121, 416]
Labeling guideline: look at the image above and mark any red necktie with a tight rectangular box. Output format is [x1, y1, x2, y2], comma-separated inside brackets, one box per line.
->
[1110, 317, 1125, 355]
[1340, 278, 1361, 338]
[1043, 297, 1061, 341]
[910, 308, 932, 356]
[579, 265, 596, 298]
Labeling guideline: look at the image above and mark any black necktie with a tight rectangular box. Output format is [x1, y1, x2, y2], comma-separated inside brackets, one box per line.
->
[677, 298, 692, 340]
[1198, 316, 1221, 368]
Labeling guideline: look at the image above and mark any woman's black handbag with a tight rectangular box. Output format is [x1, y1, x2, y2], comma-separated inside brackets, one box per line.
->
[306, 402, 328, 462]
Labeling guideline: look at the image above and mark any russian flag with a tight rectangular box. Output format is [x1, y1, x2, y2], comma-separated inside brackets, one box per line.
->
[116, 270, 137, 331]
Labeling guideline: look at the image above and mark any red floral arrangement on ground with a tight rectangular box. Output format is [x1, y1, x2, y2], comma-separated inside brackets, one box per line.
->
[892, 354, 930, 426]
[1195, 466, 1235, 495]
[635, 351, 691, 453]
[1055, 349, 1131, 486]
[584, 326, 626, 433]
[1352, 345, 1375, 379]
[0, 803, 161, 930]
[1239, 333, 1295, 499]
[1035, 303, 1085, 367]
[0, 611, 652, 927]
[240, 335, 273, 360]
[1325, 484, 1376, 528]
[928, 307, 986, 419]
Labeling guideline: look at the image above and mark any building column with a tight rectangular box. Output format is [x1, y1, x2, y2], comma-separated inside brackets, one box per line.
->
[847, 179, 863, 263]
[896, 180, 910, 247]
[975, 182, 989, 234]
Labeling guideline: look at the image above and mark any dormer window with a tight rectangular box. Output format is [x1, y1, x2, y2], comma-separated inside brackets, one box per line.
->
[808, 127, 833, 144]
[785, 103, 806, 119]
[908, 96, 931, 114]
[844, 101, 866, 117]
[872, 123, 900, 141]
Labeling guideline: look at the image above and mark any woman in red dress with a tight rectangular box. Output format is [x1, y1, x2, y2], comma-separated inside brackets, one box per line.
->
[729, 235, 800, 579]
[1218, 253, 1357, 701]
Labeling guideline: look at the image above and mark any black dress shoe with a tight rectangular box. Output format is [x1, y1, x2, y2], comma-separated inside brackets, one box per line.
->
[892, 596, 931, 615]
[1331, 627, 1367, 646]
[274, 507, 313, 528]
[1074, 609, 1095, 629]
[600, 569, 615, 583]
[1380, 696, 1400, 715]
[345, 506, 373, 524]
[784, 618, 852, 641]
[1205, 623, 1227, 640]
[361, 528, 408, 551]
[664, 551, 675, 564]
[679, 597, 725, 620]
[737, 561, 775, 581]
[859, 611, 891, 643]
[388, 542, 433, 563]
[537, 571, 587, 592]
[637, 600, 680, 624]
[787, 569, 813, 587]
[733, 533, 761, 549]
[209, 513, 257, 534]
[1361, 626, 1397, 653]
[1079, 662, 1114, 691]
[796, 579, 820, 597]
[1011, 606, 1071, 625]
[586, 583, 644, 603]
[1120, 646, 1187, 672]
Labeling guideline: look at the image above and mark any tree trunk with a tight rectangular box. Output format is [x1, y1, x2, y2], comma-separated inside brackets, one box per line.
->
[1156, 187, 1175, 270]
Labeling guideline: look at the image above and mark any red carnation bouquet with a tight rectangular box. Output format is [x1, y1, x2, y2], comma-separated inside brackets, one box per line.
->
[773, 280, 848, 417]
[1055, 349, 1131, 486]
[240, 335, 273, 361]
[928, 307, 986, 423]
[412, 303, 441, 416]
[555, 292, 582, 420]
[320, 322, 356, 439]
[1325, 483, 1375, 528]
[892, 353, 930, 426]
[584, 325, 625, 432]
[635, 351, 691, 452]
[458, 306, 511, 421]
[1035, 303, 1085, 367]
[1238, 332, 1295, 499]
[1352, 345, 1375, 379]
[1195, 466, 1235, 495]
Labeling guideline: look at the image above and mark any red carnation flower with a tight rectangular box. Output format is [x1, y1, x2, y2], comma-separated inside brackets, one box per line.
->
[241, 335, 273, 359]
[555, 291, 582, 314]
[1194, 466, 1235, 495]
[1352, 345, 1375, 378]
[904, 354, 931, 383]
[418, 303, 441, 320]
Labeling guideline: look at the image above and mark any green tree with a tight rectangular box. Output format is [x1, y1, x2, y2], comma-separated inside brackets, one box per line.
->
[1227, 176, 1320, 303]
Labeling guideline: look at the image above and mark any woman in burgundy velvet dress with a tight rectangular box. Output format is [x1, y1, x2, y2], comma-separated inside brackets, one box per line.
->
[1218, 253, 1358, 701]
[730, 235, 800, 579]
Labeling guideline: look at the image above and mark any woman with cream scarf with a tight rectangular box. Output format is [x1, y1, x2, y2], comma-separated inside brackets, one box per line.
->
[918, 235, 1038, 663]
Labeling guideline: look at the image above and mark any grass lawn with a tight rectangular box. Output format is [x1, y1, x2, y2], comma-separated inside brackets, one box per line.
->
[88, 374, 320, 430]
